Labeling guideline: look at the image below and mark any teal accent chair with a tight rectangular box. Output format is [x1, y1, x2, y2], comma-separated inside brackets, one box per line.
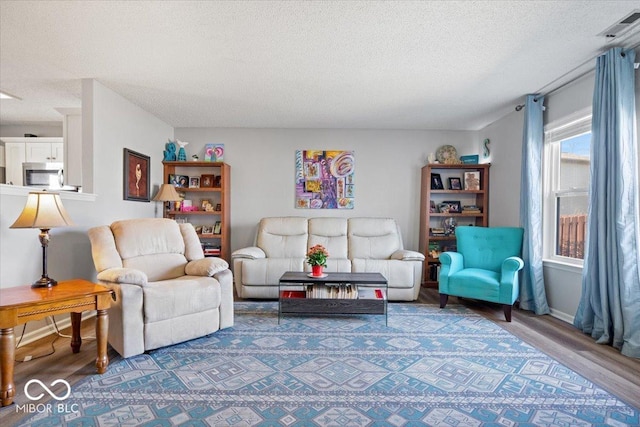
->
[439, 226, 524, 322]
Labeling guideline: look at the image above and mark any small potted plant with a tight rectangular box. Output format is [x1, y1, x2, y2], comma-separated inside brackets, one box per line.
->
[306, 244, 329, 277]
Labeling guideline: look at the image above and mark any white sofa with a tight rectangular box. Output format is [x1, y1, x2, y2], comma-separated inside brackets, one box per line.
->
[232, 217, 424, 300]
[88, 218, 234, 358]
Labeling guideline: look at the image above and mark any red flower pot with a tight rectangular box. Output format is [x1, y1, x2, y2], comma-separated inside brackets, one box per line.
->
[311, 265, 324, 277]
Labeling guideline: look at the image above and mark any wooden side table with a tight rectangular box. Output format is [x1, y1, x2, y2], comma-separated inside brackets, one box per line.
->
[0, 279, 113, 407]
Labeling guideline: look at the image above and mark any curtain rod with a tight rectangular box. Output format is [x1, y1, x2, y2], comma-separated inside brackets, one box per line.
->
[515, 42, 640, 111]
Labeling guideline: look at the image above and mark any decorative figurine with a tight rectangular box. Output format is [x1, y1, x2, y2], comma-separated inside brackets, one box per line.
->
[176, 140, 189, 161]
[163, 140, 177, 161]
[192, 154, 199, 161]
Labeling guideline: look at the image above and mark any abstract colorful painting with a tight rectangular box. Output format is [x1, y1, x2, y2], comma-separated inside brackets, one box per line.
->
[295, 150, 355, 209]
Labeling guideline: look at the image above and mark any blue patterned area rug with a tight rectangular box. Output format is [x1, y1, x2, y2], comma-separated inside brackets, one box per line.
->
[15, 302, 640, 426]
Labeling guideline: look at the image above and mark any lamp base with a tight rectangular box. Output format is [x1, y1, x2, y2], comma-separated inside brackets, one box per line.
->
[32, 277, 57, 288]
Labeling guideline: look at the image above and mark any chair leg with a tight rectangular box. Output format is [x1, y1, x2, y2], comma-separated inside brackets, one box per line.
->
[439, 293, 448, 308]
[503, 304, 512, 322]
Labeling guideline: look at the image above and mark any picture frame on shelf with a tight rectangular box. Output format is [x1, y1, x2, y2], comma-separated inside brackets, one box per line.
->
[170, 174, 189, 188]
[430, 173, 444, 190]
[189, 176, 200, 188]
[123, 148, 150, 202]
[215, 203, 222, 212]
[204, 144, 224, 162]
[202, 225, 213, 234]
[440, 200, 461, 213]
[213, 221, 222, 234]
[429, 200, 436, 213]
[201, 174, 215, 188]
[464, 171, 481, 190]
[195, 225, 203, 234]
[448, 177, 462, 190]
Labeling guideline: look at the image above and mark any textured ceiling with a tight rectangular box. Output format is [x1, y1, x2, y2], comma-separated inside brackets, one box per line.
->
[1, 1, 639, 130]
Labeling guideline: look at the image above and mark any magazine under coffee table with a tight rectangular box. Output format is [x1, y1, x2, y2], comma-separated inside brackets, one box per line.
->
[278, 271, 388, 325]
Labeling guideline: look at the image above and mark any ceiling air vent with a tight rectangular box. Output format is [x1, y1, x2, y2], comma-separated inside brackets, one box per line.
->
[599, 10, 640, 40]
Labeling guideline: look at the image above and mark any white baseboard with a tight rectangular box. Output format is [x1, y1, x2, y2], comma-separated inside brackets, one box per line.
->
[549, 308, 575, 324]
[16, 312, 96, 348]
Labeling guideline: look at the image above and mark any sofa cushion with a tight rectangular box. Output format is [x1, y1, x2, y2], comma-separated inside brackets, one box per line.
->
[143, 276, 221, 323]
[257, 217, 309, 258]
[112, 218, 186, 259]
[123, 254, 187, 282]
[348, 218, 403, 259]
[448, 268, 500, 300]
[308, 217, 348, 259]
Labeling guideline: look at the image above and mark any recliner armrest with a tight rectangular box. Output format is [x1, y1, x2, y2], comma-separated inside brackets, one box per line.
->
[231, 246, 266, 260]
[97, 268, 148, 286]
[186, 257, 229, 276]
[390, 249, 425, 261]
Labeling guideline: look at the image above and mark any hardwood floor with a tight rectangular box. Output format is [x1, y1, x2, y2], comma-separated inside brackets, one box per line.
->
[2, 290, 639, 425]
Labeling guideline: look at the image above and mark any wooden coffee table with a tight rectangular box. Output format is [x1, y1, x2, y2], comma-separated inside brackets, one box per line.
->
[0, 279, 113, 407]
[278, 272, 388, 324]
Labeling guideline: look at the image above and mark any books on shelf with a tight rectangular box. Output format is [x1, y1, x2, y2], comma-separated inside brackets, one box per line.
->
[462, 205, 482, 213]
[306, 284, 359, 299]
[202, 242, 221, 256]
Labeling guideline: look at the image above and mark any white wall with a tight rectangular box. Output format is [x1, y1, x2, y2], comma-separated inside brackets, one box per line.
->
[175, 128, 477, 253]
[480, 47, 640, 322]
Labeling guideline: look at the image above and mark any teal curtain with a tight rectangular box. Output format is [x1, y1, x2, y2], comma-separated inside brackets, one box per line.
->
[519, 94, 550, 315]
[574, 47, 640, 358]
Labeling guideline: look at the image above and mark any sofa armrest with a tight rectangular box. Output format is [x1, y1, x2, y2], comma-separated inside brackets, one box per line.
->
[97, 268, 147, 286]
[391, 249, 425, 261]
[231, 246, 266, 260]
[438, 252, 464, 293]
[499, 256, 525, 304]
[185, 257, 229, 276]
[502, 256, 524, 274]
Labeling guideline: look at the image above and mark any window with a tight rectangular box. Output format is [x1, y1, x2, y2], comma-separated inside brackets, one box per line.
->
[544, 113, 591, 264]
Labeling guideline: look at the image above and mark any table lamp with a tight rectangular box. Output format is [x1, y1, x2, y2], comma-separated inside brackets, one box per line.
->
[153, 183, 182, 215]
[10, 191, 74, 288]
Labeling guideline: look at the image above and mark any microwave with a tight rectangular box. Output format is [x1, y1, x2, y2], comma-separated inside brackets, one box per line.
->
[23, 162, 64, 188]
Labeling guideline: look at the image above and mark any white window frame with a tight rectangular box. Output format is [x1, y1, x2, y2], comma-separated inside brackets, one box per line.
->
[543, 109, 592, 267]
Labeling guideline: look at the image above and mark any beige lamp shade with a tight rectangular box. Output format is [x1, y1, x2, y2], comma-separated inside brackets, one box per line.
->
[10, 191, 74, 229]
[153, 184, 182, 202]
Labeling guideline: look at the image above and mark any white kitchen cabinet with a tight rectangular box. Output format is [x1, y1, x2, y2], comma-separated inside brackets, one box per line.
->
[26, 141, 64, 162]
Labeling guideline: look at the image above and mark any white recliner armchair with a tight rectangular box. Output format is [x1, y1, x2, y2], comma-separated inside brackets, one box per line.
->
[88, 218, 234, 358]
[232, 217, 424, 300]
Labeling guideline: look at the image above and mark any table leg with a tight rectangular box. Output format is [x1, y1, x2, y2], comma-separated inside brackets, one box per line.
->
[70, 312, 82, 353]
[0, 327, 15, 407]
[95, 309, 109, 374]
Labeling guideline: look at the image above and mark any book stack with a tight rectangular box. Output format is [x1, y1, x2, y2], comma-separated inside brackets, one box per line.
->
[202, 243, 221, 257]
[307, 284, 358, 299]
[462, 205, 482, 214]
[430, 227, 446, 236]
